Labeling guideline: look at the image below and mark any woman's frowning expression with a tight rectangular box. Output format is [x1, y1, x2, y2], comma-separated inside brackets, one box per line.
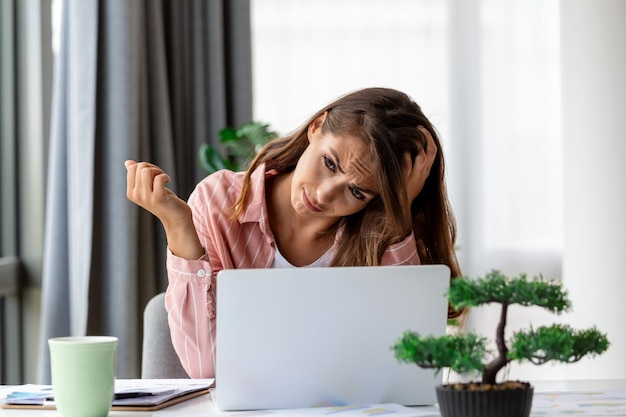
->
[290, 121, 379, 220]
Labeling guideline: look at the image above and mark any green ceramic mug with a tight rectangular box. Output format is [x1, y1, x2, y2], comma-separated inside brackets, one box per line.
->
[49, 336, 118, 417]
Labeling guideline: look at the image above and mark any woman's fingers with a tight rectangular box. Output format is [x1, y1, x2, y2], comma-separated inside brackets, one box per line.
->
[125, 160, 171, 207]
[152, 169, 173, 200]
[406, 127, 438, 203]
[125, 160, 138, 194]
[418, 126, 437, 169]
[139, 163, 169, 193]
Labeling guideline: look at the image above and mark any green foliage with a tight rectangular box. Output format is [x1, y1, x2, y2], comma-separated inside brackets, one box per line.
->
[393, 270, 610, 385]
[448, 270, 571, 313]
[509, 324, 610, 365]
[393, 331, 487, 375]
[199, 121, 277, 173]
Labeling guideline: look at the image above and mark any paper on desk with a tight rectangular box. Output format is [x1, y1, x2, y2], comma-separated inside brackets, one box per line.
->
[112, 379, 214, 407]
[115, 378, 215, 390]
[1, 385, 53, 405]
[160, 403, 440, 417]
[532, 388, 626, 416]
[1, 379, 215, 407]
[0, 384, 54, 406]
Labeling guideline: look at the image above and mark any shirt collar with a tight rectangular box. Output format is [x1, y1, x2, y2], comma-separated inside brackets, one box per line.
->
[240, 163, 275, 235]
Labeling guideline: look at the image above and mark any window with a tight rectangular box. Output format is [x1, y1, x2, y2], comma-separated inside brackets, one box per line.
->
[250, 0, 562, 277]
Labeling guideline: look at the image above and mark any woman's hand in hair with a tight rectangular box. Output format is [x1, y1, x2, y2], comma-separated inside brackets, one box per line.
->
[125, 160, 204, 260]
[404, 126, 437, 204]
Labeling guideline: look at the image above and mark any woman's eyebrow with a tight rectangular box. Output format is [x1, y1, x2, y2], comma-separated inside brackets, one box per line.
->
[330, 148, 377, 196]
[330, 149, 378, 196]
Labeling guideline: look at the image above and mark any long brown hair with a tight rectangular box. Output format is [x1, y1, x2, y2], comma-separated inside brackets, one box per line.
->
[234, 88, 461, 314]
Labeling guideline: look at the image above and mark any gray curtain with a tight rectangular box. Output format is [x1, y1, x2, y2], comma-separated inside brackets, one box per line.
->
[1, 0, 52, 384]
[38, 0, 252, 382]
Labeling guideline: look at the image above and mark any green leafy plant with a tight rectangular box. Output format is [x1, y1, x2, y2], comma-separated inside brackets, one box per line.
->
[199, 121, 278, 173]
[393, 270, 610, 386]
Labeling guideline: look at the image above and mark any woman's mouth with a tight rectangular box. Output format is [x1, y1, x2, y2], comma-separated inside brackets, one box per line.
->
[302, 190, 322, 212]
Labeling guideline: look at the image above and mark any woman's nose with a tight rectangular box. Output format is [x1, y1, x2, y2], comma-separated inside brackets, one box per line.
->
[317, 180, 341, 204]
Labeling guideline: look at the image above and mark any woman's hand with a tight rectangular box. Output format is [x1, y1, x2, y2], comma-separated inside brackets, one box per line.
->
[125, 160, 190, 225]
[125, 160, 204, 259]
[404, 126, 437, 204]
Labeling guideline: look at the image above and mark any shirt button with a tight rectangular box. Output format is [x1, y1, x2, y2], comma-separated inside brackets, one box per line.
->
[197, 269, 206, 277]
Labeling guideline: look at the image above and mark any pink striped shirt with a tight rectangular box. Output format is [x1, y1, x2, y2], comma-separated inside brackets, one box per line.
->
[164, 165, 420, 378]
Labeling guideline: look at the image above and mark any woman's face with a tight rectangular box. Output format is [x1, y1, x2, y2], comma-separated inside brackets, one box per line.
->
[290, 118, 379, 220]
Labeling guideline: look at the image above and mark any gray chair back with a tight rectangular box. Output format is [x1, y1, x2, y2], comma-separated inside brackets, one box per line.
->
[142, 292, 189, 378]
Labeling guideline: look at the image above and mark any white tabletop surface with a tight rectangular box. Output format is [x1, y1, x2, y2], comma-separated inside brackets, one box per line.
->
[2, 379, 626, 416]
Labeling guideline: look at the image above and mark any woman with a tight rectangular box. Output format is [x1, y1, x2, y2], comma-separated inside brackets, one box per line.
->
[125, 87, 461, 378]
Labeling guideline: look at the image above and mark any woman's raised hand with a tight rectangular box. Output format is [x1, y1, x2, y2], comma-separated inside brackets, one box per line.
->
[404, 126, 437, 205]
[125, 160, 190, 225]
[125, 160, 204, 259]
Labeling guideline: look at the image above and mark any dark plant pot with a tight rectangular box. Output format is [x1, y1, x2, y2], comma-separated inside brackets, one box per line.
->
[436, 382, 533, 417]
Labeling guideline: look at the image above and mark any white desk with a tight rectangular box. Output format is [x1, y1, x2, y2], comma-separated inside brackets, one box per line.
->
[2, 379, 626, 416]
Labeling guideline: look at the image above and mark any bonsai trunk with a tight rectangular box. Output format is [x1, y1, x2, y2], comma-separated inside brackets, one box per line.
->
[482, 302, 511, 385]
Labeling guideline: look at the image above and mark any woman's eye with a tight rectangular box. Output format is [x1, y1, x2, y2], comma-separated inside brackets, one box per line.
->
[350, 187, 366, 201]
[323, 155, 336, 172]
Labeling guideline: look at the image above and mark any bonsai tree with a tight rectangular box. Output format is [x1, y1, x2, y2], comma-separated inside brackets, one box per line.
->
[199, 121, 277, 174]
[393, 270, 610, 386]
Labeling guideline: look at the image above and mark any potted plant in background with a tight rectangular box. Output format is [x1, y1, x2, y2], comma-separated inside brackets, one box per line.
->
[198, 121, 277, 174]
[393, 270, 610, 417]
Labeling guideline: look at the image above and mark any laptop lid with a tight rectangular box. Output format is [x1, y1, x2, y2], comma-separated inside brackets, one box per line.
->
[214, 265, 450, 411]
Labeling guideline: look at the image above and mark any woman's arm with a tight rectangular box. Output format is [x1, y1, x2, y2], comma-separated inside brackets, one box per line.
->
[379, 127, 435, 266]
[165, 251, 217, 378]
[126, 160, 216, 377]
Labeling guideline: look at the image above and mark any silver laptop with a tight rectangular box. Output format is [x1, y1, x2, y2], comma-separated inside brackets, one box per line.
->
[214, 265, 450, 411]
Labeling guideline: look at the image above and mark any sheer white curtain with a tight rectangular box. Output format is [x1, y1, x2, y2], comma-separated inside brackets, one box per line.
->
[448, 0, 562, 280]
[250, 0, 561, 278]
[251, 0, 562, 382]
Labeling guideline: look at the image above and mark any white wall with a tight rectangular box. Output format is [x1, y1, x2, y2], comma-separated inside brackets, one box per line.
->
[560, 0, 626, 379]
